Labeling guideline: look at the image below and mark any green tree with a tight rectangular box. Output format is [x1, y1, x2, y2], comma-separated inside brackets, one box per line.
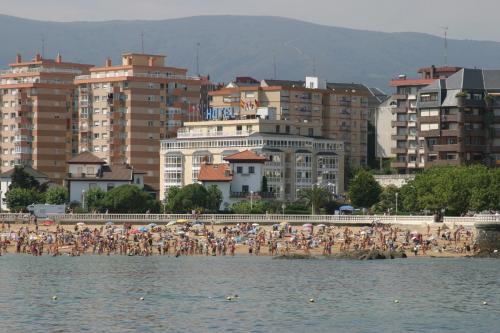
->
[85, 187, 107, 212]
[8, 166, 47, 191]
[298, 185, 332, 215]
[166, 183, 209, 213]
[45, 186, 68, 205]
[5, 188, 44, 212]
[348, 169, 382, 208]
[206, 185, 223, 213]
[231, 200, 267, 214]
[102, 185, 160, 213]
[372, 185, 399, 213]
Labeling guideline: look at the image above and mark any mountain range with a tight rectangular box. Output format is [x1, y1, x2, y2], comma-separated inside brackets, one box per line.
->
[2, 14, 500, 91]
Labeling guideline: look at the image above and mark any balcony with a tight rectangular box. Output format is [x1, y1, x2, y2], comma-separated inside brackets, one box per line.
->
[392, 94, 408, 100]
[67, 172, 100, 179]
[391, 107, 407, 114]
[430, 144, 461, 152]
[463, 114, 484, 122]
[464, 128, 485, 136]
[441, 114, 459, 122]
[419, 116, 440, 123]
[426, 159, 461, 167]
[391, 161, 408, 168]
[391, 147, 407, 154]
[464, 144, 485, 152]
[420, 129, 440, 137]
[441, 129, 459, 137]
[391, 134, 408, 140]
[391, 121, 408, 127]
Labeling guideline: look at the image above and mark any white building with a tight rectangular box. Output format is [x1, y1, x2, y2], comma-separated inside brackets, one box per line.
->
[65, 152, 145, 204]
[0, 166, 51, 211]
[197, 150, 268, 210]
[160, 118, 344, 202]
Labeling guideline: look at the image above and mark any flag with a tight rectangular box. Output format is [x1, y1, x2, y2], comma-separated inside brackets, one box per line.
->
[255, 99, 260, 108]
[240, 98, 245, 109]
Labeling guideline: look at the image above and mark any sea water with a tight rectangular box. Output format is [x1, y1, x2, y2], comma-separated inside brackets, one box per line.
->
[0, 256, 499, 333]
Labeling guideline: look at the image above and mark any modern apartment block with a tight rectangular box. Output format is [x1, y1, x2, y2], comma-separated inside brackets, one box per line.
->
[159, 118, 344, 202]
[375, 66, 460, 171]
[416, 68, 500, 167]
[208, 77, 379, 171]
[0, 53, 92, 183]
[74, 53, 202, 192]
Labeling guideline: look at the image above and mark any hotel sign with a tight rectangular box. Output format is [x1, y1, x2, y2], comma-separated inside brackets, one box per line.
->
[203, 106, 235, 120]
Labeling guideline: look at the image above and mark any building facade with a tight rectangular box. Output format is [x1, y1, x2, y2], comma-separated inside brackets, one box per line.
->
[0, 53, 92, 183]
[159, 118, 344, 202]
[207, 77, 379, 172]
[73, 53, 202, 192]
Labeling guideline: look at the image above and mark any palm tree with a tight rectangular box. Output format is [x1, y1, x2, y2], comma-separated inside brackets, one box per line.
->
[298, 185, 332, 215]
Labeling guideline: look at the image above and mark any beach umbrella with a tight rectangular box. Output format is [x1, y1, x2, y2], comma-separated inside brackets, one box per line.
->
[138, 227, 149, 232]
[410, 230, 419, 235]
[252, 223, 259, 227]
[148, 223, 157, 227]
[76, 222, 85, 227]
[177, 219, 189, 224]
[302, 223, 313, 228]
[105, 221, 114, 226]
[192, 223, 204, 229]
[280, 221, 288, 226]
[272, 224, 279, 227]
[317, 224, 326, 228]
[339, 205, 354, 211]
[167, 221, 176, 226]
[177, 231, 186, 235]
[129, 229, 140, 234]
[41, 219, 55, 226]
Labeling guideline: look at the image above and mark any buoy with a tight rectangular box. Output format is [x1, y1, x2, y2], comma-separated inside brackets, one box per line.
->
[52, 296, 58, 300]
[226, 296, 232, 301]
[234, 294, 239, 298]
[394, 300, 399, 303]
[309, 298, 315, 303]
[140, 297, 144, 301]
[483, 301, 488, 305]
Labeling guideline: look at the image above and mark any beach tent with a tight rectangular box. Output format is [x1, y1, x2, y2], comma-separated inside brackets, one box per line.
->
[339, 205, 354, 211]
[167, 221, 176, 226]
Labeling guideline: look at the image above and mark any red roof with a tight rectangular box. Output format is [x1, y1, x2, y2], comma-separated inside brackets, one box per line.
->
[389, 79, 435, 87]
[223, 150, 267, 163]
[197, 164, 232, 182]
[68, 152, 106, 164]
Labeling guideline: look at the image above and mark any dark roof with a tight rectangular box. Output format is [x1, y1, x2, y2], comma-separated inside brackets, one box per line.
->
[66, 164, 143, 181]
[68, 152, 106, 164]
[0, 166, 49, 179]
[263, 79, 305, 87]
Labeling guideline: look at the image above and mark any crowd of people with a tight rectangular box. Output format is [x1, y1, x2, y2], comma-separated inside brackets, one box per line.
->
[0, 219, 477, 257]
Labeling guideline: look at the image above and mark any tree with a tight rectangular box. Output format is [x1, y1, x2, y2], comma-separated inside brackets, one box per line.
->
[298, 185, 332, 215]
[231, 200, 268, 214]
[261, 176, 268, 193]
[45, 186, 68, 205]
[9, 166, 47, 191]
[206, 185, 223, 213]
[165, 183, 209, 213]
[85, 187, 107, 212]
[372, 185, 399, 213]
[102, 185, 160, 213]
[5, 188, 44, 212]
[348, 169, 382, 208]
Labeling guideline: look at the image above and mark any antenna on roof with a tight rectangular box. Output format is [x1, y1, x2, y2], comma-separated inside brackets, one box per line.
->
[312, 57, 316, 76]
[273, 53, 277, 79]
[196, 42, 200, 76]
[141, 31, 144, 54]
[41, 34, 45, 58]
[441, 26, 449, 66]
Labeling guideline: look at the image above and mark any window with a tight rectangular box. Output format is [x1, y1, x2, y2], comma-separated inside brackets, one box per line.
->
[275, 125, 280, 133]
[237, 166, 243, 174]
[107, 183, 115, 191]
[148, 121, 154, 127]
[86, 167, 95, 175]
[242, 185, 249, 193]
[308, 128, 314, 137]
[249, 166, 255, 174]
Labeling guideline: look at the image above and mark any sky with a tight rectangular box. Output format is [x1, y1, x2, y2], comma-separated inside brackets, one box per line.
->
[1, 0, 499, 41]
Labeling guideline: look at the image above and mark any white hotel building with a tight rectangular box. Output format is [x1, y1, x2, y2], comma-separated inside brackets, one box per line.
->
[159, 118, 345, 202]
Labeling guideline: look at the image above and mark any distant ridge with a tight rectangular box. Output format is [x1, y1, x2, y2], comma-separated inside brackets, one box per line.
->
[1, 14, 500, 90]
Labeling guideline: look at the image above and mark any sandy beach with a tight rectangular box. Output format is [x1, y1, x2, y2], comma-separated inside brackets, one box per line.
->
[0, 219, 479, 259]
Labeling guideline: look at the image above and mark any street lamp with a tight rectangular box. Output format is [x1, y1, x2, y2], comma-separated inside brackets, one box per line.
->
[395, 192, 399, 215]
[250, 191, 254, 211]
[82, 189, 86, 212]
